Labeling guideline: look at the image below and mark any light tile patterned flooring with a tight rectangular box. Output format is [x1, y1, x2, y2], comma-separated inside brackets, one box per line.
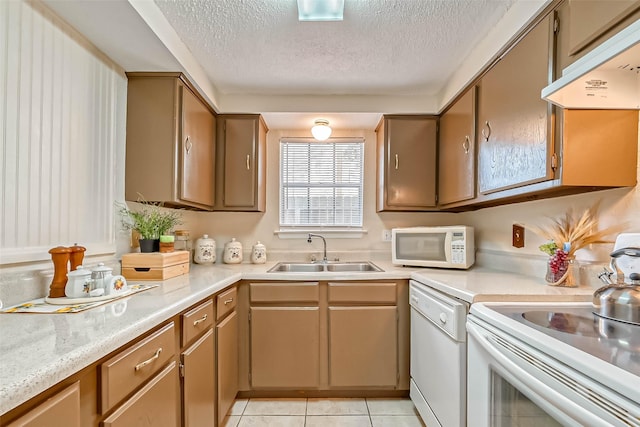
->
[221, 397, 426, 427]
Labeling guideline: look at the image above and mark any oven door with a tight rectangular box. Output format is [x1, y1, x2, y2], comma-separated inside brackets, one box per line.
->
[467, 316, 640, 427]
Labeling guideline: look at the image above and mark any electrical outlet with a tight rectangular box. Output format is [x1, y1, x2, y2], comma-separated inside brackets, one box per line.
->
[512, 224, 525, 248]
[382, 229, 392, 242]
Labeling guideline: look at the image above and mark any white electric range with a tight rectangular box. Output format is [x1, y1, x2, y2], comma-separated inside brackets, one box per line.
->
[467, 301, 640, 426]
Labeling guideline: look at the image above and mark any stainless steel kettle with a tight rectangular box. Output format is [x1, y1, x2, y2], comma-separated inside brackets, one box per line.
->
[594, 247, 640, 325]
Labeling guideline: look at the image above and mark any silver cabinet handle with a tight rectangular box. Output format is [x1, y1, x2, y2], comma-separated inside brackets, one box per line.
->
[134, 348, 162, 371]
[246, 154, 251, 170]
[185, 136, 192, 154]
[223, 298, 234, 305]
[394, 154, 399, 170]
[193, 314, 208, 326]
[481, 121, 491, 142]
[462, 136, 470, 154]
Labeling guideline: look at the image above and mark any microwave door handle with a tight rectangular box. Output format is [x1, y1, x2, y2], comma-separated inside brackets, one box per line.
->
[444, 233, 452, 263]
[467, 323, 616, 427]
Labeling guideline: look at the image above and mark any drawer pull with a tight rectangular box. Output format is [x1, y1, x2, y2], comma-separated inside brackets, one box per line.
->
[193, 314, 208, 326]
[223, 298, 234, 305]
[134, 348, 162, 371]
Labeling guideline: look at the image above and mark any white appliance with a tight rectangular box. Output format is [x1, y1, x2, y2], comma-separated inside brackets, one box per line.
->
[467, 302, 640, 426]
[392, 226, 474, 269]
[542, 18, 640, 109]
[409, 280, 468, 427]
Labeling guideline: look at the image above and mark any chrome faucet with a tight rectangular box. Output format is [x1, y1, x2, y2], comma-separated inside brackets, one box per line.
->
[307, 233, 327, 263]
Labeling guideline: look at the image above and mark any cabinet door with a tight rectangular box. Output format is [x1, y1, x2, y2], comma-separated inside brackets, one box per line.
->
[379, 117, 437, 210]
[103, 362, 179, 427]
[567, 0, 640, 55]
[477, 14, 553, 194]
[438, 88, 476, 205]
[223, 117, 257, 208]
[7, 382, 80, 427]
[179, 85, 215, 207]
[182, 329, 215, 427]
[217, 310, 238, 425]
[328, 306, 398, 387]
[250, 307, 320, 388]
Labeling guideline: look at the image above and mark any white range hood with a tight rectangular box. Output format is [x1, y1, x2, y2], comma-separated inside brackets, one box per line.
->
[542, 19, 640, 109]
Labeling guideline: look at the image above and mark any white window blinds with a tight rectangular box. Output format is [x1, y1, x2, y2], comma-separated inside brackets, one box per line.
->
[280, 139, 364, 227]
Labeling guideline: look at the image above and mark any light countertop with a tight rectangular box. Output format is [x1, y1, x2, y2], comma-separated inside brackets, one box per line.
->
[0, 261, 595, 415]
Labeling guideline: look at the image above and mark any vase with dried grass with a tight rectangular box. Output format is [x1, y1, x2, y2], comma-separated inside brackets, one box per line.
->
[528, 204, 622, 287]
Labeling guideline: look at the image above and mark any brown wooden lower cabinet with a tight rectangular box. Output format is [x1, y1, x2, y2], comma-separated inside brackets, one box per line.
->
[181, 329, 215, 427]
[241, 280, 409, 392]
[250, 306, 321, 388]
[102, 362, 179, 427]
[328, 306, 398, 387]
[6, 382, 81, 427]
[217, 310, 239, 425]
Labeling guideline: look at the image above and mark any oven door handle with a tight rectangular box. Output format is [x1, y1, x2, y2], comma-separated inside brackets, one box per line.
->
[467, 322, 618, 427]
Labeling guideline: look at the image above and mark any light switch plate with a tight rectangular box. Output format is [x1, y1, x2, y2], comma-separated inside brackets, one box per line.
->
[382, 230, 392, 242]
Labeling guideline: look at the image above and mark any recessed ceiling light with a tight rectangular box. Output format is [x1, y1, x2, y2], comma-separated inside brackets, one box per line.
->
[297, 0, 344, 22]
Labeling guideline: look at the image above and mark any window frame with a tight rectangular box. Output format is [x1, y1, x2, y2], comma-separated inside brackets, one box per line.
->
[278, 137, 365, 236]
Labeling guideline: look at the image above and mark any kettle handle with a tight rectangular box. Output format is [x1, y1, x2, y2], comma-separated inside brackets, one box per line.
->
[609, 247, 640, 258]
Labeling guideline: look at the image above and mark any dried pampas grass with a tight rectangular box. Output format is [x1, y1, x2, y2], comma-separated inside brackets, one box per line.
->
[527, 203, 624, 257]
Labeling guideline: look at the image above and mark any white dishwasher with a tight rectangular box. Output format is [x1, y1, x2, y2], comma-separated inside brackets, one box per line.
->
[409, 279, 468, 427]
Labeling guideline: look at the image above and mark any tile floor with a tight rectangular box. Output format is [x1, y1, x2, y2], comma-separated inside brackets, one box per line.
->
[220, 397, 426, 427]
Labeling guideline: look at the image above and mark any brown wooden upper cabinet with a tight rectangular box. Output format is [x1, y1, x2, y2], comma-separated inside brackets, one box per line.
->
[439, 6, 638, 211]
[215, 115, 267, 211]
[438, 87, 476, 206]
[125, 73, 216, 210]
[376, 115, 437, 211]
[477, 13, 554, 195]
[559, 0, 640, 69]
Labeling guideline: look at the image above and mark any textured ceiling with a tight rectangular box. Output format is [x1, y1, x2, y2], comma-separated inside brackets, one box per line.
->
[154, 0, 519, 97]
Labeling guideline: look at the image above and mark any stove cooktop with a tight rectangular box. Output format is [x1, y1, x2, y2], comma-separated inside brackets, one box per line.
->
[492, 303, 640, 377]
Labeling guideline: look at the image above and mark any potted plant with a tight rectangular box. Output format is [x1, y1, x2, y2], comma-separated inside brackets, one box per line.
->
[117, 199, 183, 253]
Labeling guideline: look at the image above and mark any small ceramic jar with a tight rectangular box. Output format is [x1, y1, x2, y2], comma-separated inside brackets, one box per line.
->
[66, 266, 93, 298]
[251, 241, 267, 264]
[91, 263, 113, 292]
[223, 238, 243, 264]
[194, 234, 216, 264]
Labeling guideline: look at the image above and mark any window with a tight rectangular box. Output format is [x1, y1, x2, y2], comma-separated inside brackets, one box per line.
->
[280, 139, 364, 228]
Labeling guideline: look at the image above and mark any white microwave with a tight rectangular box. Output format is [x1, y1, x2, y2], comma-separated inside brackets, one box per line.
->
[392, 226, 474, 269]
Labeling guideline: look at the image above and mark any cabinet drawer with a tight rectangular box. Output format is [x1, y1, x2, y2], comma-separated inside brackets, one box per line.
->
[7, 382, 80, 427]
[101, 322, 176, 413]
[328, 282, 397, 304]
[216, 286, 237, 320]
[250, 282, 319, 303]
[102, 362, 179, 427]
[182, 299, 214, 346]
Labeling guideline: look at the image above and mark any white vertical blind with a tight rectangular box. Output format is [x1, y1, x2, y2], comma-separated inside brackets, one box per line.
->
[0, 0, 126, 264]
[280, 139, 364, 227]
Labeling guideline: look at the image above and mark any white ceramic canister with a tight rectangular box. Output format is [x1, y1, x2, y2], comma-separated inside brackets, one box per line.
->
[65, 266, 93, 298]
[251, 241, 267, 264]
[91, 263, 113, 292]
[223, 238, 243, 264]
[194, 234, 216, 264]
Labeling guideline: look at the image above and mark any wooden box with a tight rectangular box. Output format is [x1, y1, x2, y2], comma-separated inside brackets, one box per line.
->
[121, 251, 190, 281]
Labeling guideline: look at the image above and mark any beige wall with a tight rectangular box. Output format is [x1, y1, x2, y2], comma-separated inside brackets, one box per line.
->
[182, 128, 460, 261]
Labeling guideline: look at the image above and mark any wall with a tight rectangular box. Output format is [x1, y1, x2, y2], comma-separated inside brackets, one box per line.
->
[181, 128, 460, 262]
[0, 0, 129, 307]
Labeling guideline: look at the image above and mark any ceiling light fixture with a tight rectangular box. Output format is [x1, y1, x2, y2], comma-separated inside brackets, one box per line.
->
[297, 0, 344, 21]
[311, 119, 332, 141]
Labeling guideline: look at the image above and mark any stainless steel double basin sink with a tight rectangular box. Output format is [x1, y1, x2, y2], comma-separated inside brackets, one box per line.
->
[268, 261, 383, 273]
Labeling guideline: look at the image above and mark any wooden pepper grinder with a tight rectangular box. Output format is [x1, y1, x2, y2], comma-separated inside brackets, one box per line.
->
[49, 246, 72, 298]
[69, 244, 86, 271]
